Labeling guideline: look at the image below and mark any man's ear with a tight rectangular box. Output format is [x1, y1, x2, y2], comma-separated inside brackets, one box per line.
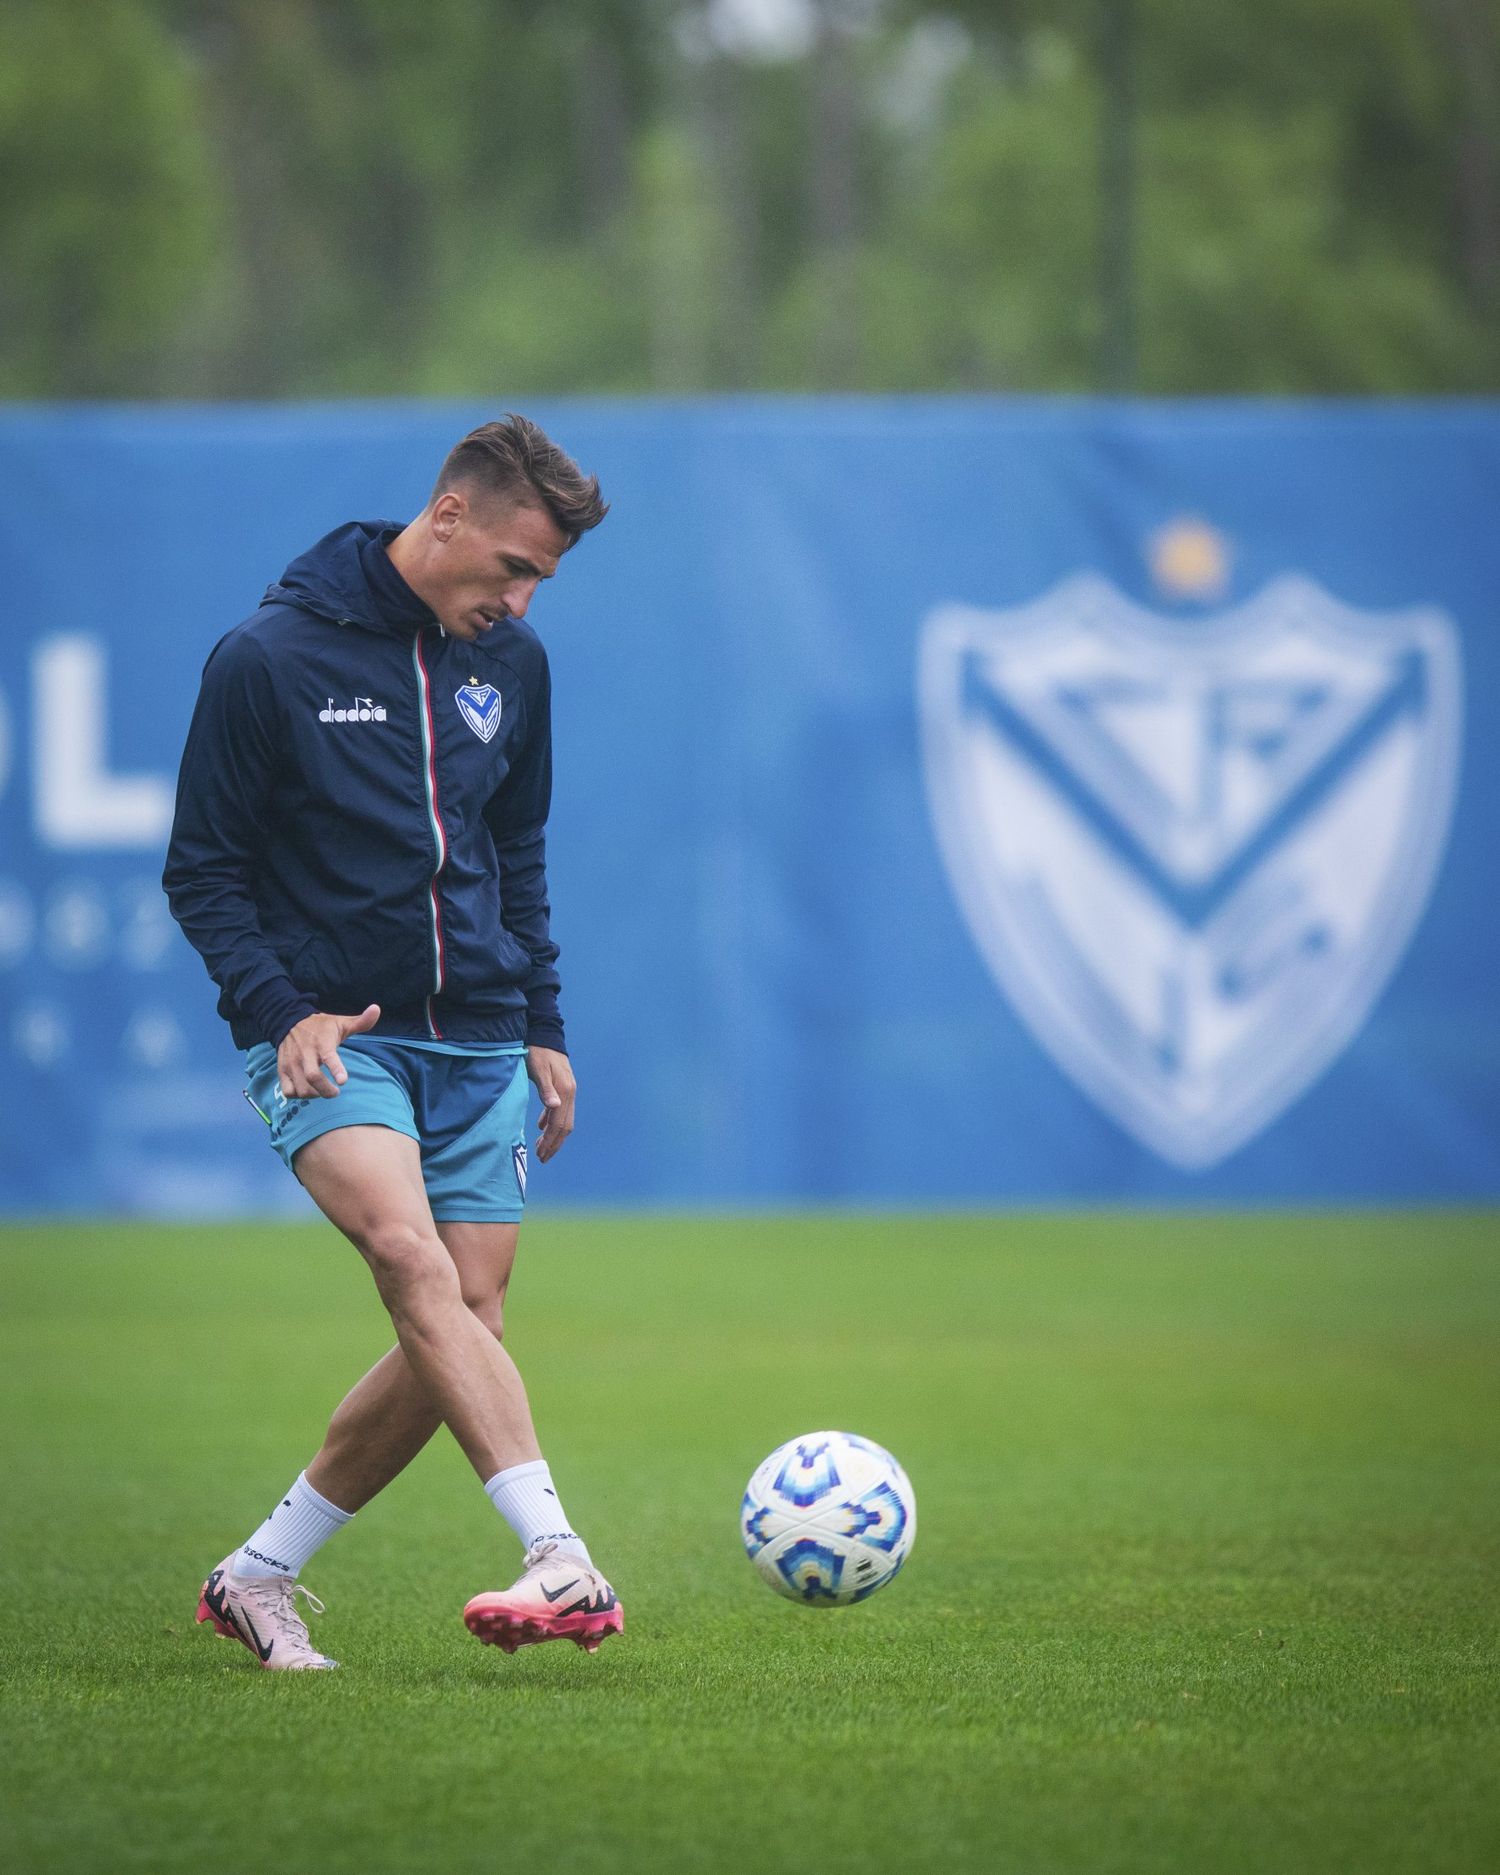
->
[430, 489, 466, 543]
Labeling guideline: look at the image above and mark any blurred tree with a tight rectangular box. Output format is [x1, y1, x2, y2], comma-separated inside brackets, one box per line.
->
[1, 0, 1496, 396]
[807, 1, 866, 384]
[1419, 0, 1500, 314]
[0, 0, 220, 396]
[1129, 0, 1499, 389]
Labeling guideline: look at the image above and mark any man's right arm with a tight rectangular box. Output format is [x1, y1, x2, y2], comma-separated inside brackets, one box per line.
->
[162, 631, 318, 1049]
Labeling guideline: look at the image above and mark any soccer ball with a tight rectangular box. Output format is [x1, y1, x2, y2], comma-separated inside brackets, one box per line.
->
[740, 1430, 916, 1606]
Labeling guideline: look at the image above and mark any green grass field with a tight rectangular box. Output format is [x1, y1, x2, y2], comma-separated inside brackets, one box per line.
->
[2, 1212, 1497, 1873]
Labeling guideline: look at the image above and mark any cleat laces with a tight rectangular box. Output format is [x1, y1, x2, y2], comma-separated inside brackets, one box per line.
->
[241, 1575, 329, 1662]
[275, 1580, 325, 1623]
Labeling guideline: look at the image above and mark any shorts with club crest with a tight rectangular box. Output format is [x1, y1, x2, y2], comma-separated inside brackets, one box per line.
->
[243, 1035, 530, 1222]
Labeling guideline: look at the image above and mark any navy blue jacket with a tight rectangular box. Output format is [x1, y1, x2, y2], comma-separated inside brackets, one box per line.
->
[163, 520, 565, 1054]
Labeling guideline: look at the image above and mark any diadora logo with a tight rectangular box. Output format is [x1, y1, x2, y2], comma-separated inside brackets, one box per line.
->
[318, 697, 387, 723]
[917, 569, 1463, 1168]
[512, 1141, 527, 1198]
[456, 682, 502, 744]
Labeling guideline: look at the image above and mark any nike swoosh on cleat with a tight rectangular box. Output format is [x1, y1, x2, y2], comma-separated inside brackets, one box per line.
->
[229, 1602, 275, 1662]
[539, 1577, 582, 1604]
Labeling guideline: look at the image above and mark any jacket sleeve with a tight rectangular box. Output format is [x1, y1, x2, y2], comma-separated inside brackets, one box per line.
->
[483, 652, 565, 1053]
[162, 629, 319, 1049]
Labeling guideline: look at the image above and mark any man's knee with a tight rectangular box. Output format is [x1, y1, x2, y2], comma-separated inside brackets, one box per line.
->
[463, 1288, 506, 1341]
[360, 1220, 456, 1311]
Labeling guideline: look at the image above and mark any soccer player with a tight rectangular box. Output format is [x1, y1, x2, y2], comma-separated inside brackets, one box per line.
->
[163, 415, 621, 1670]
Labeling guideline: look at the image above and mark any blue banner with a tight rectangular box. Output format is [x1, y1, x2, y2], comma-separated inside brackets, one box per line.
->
[1, 400, 1496, 1211]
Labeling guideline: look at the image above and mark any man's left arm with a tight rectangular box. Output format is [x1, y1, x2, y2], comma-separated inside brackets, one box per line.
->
[483, 654, 574, 1162]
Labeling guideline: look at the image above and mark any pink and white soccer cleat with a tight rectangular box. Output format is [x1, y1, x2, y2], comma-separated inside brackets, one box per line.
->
[196, 1557, 338, 1670]
[462, 1541, 624, 1655]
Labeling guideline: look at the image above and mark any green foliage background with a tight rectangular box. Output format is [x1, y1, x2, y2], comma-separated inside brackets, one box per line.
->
[3, 0, 1497, 398]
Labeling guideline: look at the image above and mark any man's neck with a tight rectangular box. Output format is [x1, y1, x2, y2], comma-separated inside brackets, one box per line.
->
[383, 518, 427, 598]
[360, 520, 436, 632]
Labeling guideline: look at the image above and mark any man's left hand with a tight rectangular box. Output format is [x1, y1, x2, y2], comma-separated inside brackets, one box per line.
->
[527, 1046, 575, 1163]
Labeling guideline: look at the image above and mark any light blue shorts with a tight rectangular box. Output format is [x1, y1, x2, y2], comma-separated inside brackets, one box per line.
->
[244, 1037, 530, 1222]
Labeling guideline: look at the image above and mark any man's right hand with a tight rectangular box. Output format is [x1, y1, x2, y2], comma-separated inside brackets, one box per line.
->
[277, 1004, 381, 1099]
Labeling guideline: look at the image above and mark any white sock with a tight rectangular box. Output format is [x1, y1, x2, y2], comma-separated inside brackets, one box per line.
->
[483, 1460, 592, 1567]
[233, 1471, 353, 1579]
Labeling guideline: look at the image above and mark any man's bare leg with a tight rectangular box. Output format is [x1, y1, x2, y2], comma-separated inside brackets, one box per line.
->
[292, 1126, 540, 1487]
[201, 1123, 621, 1661]
[305, 1218, 524, 1511]
[290, 1127, 622, 1651]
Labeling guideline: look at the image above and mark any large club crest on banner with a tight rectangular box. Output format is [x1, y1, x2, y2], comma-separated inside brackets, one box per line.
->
[918, 575, 1463, 1168]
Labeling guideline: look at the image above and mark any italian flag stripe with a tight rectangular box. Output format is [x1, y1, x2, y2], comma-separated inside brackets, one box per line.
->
[411, 635, 448, 1027]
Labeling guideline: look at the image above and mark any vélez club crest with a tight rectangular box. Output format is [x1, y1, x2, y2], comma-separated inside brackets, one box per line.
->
[456, 683, 502, 743]
[917, 574, 1462, 1168]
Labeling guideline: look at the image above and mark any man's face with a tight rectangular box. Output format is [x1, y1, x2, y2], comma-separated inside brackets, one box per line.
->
[422, 493, 570, 642]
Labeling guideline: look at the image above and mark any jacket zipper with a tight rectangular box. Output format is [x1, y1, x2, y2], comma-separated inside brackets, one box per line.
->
[411, 632, 448, 1039]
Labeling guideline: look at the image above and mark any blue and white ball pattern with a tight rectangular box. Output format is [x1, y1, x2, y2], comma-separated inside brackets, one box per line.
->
[741, 1430, 916, 1606]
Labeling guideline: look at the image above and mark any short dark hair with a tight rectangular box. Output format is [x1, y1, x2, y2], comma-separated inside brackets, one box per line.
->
[434, 413, 608, 546]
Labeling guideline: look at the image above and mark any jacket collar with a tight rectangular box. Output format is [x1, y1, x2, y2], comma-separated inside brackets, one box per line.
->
[263, 520, 436, 637]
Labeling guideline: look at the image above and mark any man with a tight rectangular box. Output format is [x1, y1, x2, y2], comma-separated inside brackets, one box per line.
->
[163, 414, 621, 1669]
